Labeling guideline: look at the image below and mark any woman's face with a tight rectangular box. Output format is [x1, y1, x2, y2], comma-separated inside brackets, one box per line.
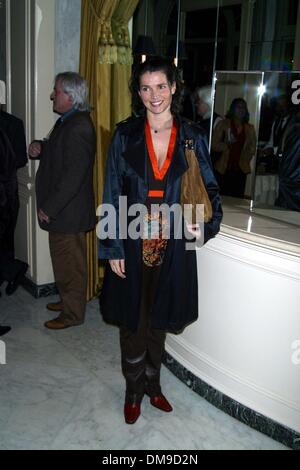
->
[138, 71, 176, 116]
[233, 101, 247, 120]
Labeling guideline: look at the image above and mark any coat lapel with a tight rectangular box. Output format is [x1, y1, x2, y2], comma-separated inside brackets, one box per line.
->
[164, 118, 189, 200]
[122, 118, 148, 183]
[121, 116, 189, 192]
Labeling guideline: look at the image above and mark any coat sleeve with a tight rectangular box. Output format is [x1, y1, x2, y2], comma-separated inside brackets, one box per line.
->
[10, 119, 28, 169]
[41, 121, 95, 219]
[195, 132, 223, 243]
[211, 120, 229, 153]
[98, 128, 125, 260]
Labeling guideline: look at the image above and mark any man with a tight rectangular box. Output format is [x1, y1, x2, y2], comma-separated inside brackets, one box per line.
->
[28, 72, 96, 330]
[194, 85, 223, 137]
[260, 95, 293, 172]
[275, 107, 300, 211]
[0, 80, 28, 301]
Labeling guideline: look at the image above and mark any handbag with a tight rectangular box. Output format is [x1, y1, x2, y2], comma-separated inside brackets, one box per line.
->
[181, 139, 213, 225]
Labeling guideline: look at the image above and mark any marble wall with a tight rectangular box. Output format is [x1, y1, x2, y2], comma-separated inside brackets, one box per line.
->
[55, 0, 81, 75]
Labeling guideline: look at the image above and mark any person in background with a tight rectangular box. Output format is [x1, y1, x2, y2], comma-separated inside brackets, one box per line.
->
[212, 97, 256, 198]
[261, 95, 293, 161]
[0, 125, 12, 335]
[194, 85, 223, 136]
[99, 56, 222, 425]
[194, 85, 223, 167]
[275, 105, 300, 211]
[0, 80, 28, 299]
[28, 72, 96, 330]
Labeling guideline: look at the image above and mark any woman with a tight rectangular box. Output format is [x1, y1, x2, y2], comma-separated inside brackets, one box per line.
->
[99, 57, 222, 425]
[212, 98, 256, 198]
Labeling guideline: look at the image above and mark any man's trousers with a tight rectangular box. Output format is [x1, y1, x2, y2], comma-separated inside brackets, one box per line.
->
[49, 232, 87, 324]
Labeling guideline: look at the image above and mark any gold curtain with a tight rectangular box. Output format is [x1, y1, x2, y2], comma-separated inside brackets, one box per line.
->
[79, 0, 139, 300]
[111, 0, 140, 128]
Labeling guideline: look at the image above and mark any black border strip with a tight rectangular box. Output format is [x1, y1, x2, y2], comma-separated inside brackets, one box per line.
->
[163, 351, 300, 450]
[21, 277, 58, 299]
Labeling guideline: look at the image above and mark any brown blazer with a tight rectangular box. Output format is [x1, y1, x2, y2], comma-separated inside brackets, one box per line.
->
[35, 111, 96, 233]
[212, 118, 257, 175]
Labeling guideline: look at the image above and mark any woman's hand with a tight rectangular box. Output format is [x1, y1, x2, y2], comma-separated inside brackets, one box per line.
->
[186, 224, 202, 240]
[109, 259, 126, 279]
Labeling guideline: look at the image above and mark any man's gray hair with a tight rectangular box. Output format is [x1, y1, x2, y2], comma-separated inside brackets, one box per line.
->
[196, 86, 213, 112]
[55, 72, 91, 111]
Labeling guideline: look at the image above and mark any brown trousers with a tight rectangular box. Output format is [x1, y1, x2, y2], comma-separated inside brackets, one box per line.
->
[49, 232, 87, 324]
[120, 264, 166, 404]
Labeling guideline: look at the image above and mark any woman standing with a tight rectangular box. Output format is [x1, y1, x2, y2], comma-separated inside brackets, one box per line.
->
[212, 98, 256, 198]
[99, 57, 222, 424]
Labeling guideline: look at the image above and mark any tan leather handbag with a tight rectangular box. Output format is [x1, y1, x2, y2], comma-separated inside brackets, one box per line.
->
[181, 139, 213, 225]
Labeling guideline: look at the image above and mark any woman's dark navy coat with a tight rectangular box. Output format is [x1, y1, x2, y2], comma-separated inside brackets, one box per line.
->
[99, 115, 222, 332]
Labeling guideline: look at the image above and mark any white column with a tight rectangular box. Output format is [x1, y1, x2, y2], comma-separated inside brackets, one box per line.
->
[31, 0, 56, 285]
[55, 0, 81, 74]
[238, 0, 255, 70]
[13, 0, 56, 288]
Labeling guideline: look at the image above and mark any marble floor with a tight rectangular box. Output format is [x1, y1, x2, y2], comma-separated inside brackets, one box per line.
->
[0, 287, 288, 450]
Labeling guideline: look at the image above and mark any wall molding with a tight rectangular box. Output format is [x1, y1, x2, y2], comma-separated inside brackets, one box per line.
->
[163, 351, 300, 450]
[167, 334, 300, 416]
[220, 224, 300, 257]
[205, 233, 300, 281]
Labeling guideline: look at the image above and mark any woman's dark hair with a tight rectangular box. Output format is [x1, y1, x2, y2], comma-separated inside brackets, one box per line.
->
[226, 98, 250, 123]
[129, 56, 183, 116]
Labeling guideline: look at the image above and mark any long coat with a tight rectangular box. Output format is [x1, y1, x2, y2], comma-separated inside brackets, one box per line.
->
[0, 123, 28, 280]
[0, 111, 27, 170]
[0, 127, 17, 237]
[0, 111, 27, 259]
[99, 115, 223, 332]
[35, 111, 96, 233]
[212, 118, 257, 175]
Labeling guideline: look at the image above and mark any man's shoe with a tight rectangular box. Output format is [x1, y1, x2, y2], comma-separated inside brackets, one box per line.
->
[124, 402, 141, 424]
[5, 262, 28, 296]
[44, 317, 82, 330]
[150, 394, 173, 412]
[0, 325, 11, 336]
[5, 281, 18, 296]
[46, 301, 63, 312]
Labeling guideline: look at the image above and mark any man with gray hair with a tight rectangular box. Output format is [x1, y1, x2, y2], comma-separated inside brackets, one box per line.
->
[194, 85, 223, 136]
[28, 72, 96, 329]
